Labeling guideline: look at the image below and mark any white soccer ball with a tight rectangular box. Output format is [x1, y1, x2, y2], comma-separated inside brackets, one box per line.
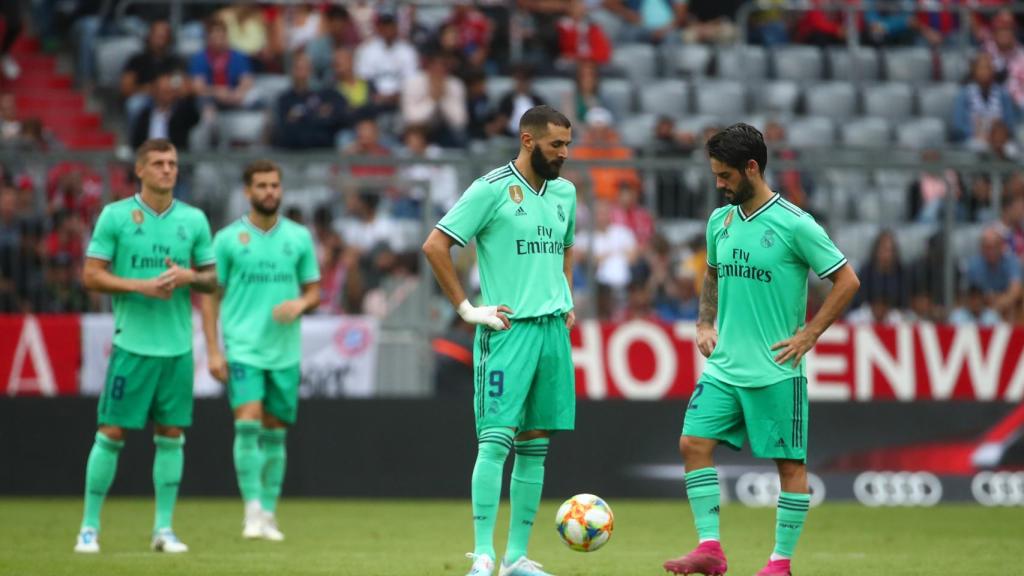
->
[555, 493, 614, 552]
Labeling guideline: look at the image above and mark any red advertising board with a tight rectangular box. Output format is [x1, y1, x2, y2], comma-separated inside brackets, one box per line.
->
[0, 315, 81, 396]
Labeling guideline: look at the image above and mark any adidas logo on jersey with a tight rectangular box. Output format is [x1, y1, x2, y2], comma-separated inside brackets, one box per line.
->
[775, 438, 786, 447]
[515, 206, 527, 216]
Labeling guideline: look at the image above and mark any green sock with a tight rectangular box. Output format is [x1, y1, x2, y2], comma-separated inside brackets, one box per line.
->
[153, 434, 185, 531]
[505, 437, 549, 564]
[773, 492, 810, 558]
[685, 467, 721, 541]
[260, 428, 288, 514]
[472, 427, 513, 559]
[82, 432, 124, 531]
[233, 420, 263, 504]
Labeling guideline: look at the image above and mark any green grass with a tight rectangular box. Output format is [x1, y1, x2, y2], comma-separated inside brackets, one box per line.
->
[1, 498, 1021, 575]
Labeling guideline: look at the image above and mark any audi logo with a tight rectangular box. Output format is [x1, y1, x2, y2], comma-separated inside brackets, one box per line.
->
[853, 472, 943, 507]
[971, 472, 1024, 507]
[733, 473, 826, 508]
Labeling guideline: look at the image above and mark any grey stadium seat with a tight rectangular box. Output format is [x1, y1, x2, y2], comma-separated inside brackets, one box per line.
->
[773, 45, 824, 81]
[484, 76, 513, 105]
[218, 111, 268, 147]
[675, 114, 722, 136]
[532, 78, 576, 111]
[639, 79, 689, 117]
[664, 44, 712, 78]
[786, 116, 835, 147]
[917, 83, 959, 119]
[885, 47, 933, 83]
[896, 117, 947, 148]
[940, 50, 969, 83]
[599, 77, 635, 120]
[805, 81, 858, 120]
[610, 43, 658, 84]
[176, 36, 204, 59]
[863, 82, 914, 121]
[620, 113, 658, 149]
[828, 46, 880, 81]
[716, 45, 768, 80]
[97, 36, 143, 88]
[695, 80, 746, 118]
[841, 117, 892, 147]
[752, 80, 799, 114]
[252, 74, 292, 106]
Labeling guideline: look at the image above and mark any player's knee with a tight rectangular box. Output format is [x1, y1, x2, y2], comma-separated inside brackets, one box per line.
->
[234, 402, 263, 421]
[679, 435, 713, 463]
[514, 429, 550, 442]
[154, 425, 183, 438]
[98, 425, 125, 442]
[261, 413, 286, 429]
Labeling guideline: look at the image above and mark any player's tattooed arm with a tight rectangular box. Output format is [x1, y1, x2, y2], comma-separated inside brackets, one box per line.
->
[696, 268, 718, 358]
[190, 265, 218, 293]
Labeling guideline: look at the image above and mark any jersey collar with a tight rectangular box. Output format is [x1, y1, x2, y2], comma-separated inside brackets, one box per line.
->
[242, 215, 281, 236]
[508, 161, 547, 197]
[737, 193, 780, 222]
[134, 193, 176, 219]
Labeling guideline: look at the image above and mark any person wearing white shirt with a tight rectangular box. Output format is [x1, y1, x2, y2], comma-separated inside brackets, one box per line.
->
[354, 12, 419, 109]
[401, 53, 467, 148]
[576, 200, 638, 290]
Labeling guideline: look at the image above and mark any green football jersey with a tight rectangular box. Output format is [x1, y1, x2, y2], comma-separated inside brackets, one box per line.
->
[436, 162, 575, 319]
[86, 194, 215, 357]
[704, 193, 847, 387]
[213, 216, 320, 369]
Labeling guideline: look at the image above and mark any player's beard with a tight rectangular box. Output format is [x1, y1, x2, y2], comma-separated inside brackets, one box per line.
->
[251, 197, 280, 217]
[721, 174, 755, 206]
[531, 146, 564, 181]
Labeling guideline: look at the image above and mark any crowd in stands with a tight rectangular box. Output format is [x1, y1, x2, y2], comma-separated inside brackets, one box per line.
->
[2, 1, 1024, 325]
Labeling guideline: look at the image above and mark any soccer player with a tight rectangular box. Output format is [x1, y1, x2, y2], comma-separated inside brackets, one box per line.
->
[201, 160, 320, 541]
[422, 105, 576, 576]
[663, 124, 860, 576]
[75, 139, 218, 554]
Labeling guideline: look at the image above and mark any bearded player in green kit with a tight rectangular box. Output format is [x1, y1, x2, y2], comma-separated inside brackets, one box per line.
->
[423, 105, 576, 576]
[663, 124, 860, 576]
[201, 160, 320, 541]
[75, 139, 218, 554]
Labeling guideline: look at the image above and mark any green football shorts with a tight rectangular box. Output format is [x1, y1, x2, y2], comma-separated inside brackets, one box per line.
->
[681, 374, 808, 461]
[227, 362, 301, 424]
[473, 314, 575, 435]
[97, 346, 194, 429]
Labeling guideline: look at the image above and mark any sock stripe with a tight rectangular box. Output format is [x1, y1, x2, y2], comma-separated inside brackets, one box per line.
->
[686, 479, 719, 489]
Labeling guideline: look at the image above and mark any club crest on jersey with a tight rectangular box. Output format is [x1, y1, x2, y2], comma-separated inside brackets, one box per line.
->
[131, 209, 144, 234]
[557, 204, 565, 222]
[761, 229, 776, 248]
[722, 209, 733, 238]
[509, 185, 524, 204]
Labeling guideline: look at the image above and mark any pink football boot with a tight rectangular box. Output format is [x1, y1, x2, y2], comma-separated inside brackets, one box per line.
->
[663, 540, 728, 575]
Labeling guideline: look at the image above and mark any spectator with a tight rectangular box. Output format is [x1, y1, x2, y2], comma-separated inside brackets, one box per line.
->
[398, 125, 459, 215]
[1, 0, 22, 79]
[36, 254, 90, 313]
[556, 0, 612, 69]
[516, 0, 571, 66]
[217, 5, 280, 73]
[915, 0, 964, 48]
[679, 0, 742, 45]
[647, 115, 699, 217]
[189, 17, 256, 111]
[906, 148, 966, 222]
[281, 5, 322, 54]
[120, 20, 186, 124]
[573, 60, 611, 123]
[964, 174, 997, 223]
[400, 52, 467, 148]
[308, 6, 362, 85]
[907, 231, 956, 317]
[494, 63, 546, 137]
[331, 47, 378, 123]
[576, 199, 638, 293]
[906, 281, 944, 323]
[982, 10, 1024, 107]
[0, 186, 18, 311]
[615, 279, 657, 322]
[654, 271, 700, 322]
[984, 119, 1020, 162]
[432, 23, 472, 75]
[864, 0, 916, 46]
[764, 120, 813, 209]
[343, 118, 394, 177]
[951, 52, 1017, 149]
[45, 163, 102, 224]
[444, 1, 494, 71]
[949, 283, 1002, 326]
[993, 188, 1024, 258]
[793, 0, 860, 46]
[272, 53, 349, 150]
[847, 294, 906, 325]
[130, 72, 200, 150]
[965, 227, 1022, 321]
[600, 0, 686, 44]
[363, 252, 420, 319]
[612, 179, 654, 248]
[284, 205, 304, 224]
[573, 106, 641, 201]
[0, 92, 20, 148]
[852, 229, 908, 310]
[44, 209, 85, 264]
[340, 191, 401, 254]
[749, 0, 789, 46]
[464, 70, 502, 141]
[354, 11, 419, 111]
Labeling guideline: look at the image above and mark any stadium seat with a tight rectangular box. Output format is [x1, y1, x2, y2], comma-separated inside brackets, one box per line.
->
[828, 46, 880, 82]
[786, 116, 835, 147]
[638, 79, 689, 117]
[599, 77, 636, 120]
[885, 47, 933, 83]
[716, 45, 768, 80]
[953, 224, 986, 262]
[894, 223, 939, 262]
[675, 114, 722, 136]
[620, 113, 658, 149]
[805, 81, 858, 120]
[176, 36, 203, 59]
[664, 44, 712, 78]
[840, 117, 892, 147]
[252, 74, 292, 107]
[896, 117, 947, 148]
[484, 76, 513, 105]
[939, 50, 969, 83]
[863, 82, 914, 121]
[532, 77, 576, 111]
[218, 111, 268, 147]
[751, 80, 799, 114]
[874, 168, 917, 195]
[833, 222, 880, 266]
[917, 83, 959, 119]
[694, 80, 745, 118]
[772, 45, 824, 81]
[610, 43, 658, 84]
[96, 36, 143, 89]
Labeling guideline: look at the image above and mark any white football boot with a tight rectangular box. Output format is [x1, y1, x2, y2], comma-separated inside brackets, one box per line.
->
[151, 528, 189, 553]
[260, 511, 285, 541]
[243, 501, 263, 539]
[74, 528, 100, 553]
[465, 552, 495, 576]
[499, 556, 555, 576]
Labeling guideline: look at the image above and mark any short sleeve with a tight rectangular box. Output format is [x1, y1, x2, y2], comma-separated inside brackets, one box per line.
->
[86, 206, 117, 261]
[563, 194, 576, 249]
[298, 230, 321, 284]
[192, 213, 216, 266]
[435, 179, 498, 246]
[705, 212, 719, 269]
[794, 216, 848, 279]
[213, 231, 231, 287]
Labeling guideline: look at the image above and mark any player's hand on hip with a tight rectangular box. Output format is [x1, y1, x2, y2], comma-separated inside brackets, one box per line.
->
[208, 349, 228, 383]
[565, 309, 576, 331]
[272, 299, 305, 324]
[771, 328, 817, 367]
[458, 299, 512, 331]
[137, 278, 174, 300]
[696, 323, 718, 358]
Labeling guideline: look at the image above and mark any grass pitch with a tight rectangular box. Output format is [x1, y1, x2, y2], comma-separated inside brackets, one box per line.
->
[1, 498, 1020, 575]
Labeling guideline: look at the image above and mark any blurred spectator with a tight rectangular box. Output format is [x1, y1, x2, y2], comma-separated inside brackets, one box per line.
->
[556, 0, 612, 69]
[313, 205, 363, 314]
[217, 5, 280, 73]
[44, 210, 84, 264]
[331, 47, 378, 122]
[573, 106, 642, 201]
[433, 23, 472, 74]
[964, 174, 997, 223]
[130, 72, 200, 150]
[964, 227, 1022, 321]
[284, 205, 304, 224]
[348, 0, 379, 40]
[647, 116, 699, 218]
[120, 20, 186, 124]
[401, 52, 467, 148]
[952, 52, 1017, 149]
[189, 17, 256, 110]
[464, 70, 503, 141]
[984, 119, 1020, 161]
[36, 254, 90, 313]
[573, 61, 611, 123]
[948, 283, 1002, 326]
[398, 125, 459, 215]
[679, 0, 742, 44]
[982, 10, 1024, 107]
[907, 231, 957, 316]
[906, 282, 944, 323]
[340, 191, 401, 254]
[906, 148, 966, 222]
[18, 119, 56, 152]
[1, 0, 22, 79]
[45, 163, 102, 224]
[354, 11, 419, 111]
[993, 188, 1024, 258]
[273, 53, 349, 150]
[343, 118, 395, 179]
[516, 0, 571, 66]
[915, 0, 964, 48]
[654, 271, 699, 322]
[0, 92, 20, 148]
[847, 295, 906, 325]
[852, 229, 908, 310]
[615, 280, 657, 321]
[576, 199, 638, 293]
[764, 120, 813, 209]
[600, 0, 686, 44]
[308, 6, 362, 85]
[398, 3, 433, 51]
[864, 0, 916, 46]
[794, 0, 860, 46]
[281, 5, 322, 54]
[494, 63, 546, 137]
[0, 186, 18, 311]
[612, 180, 654, 248]
[749, 1, 789, 46]
[364, 252, 420, 319]
[444, 1, 494, 71]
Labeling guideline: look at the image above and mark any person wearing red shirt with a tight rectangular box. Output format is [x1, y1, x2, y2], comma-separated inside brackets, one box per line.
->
[557, 0, 612, 68]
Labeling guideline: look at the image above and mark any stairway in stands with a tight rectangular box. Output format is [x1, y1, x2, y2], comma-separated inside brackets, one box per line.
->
[3, 36, 117, 150]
